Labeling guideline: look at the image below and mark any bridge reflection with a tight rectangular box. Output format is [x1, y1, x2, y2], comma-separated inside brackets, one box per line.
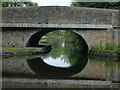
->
[27, 56, 88, 78]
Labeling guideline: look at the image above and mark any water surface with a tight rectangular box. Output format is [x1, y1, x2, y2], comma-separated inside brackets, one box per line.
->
[2, 30, 120, 88]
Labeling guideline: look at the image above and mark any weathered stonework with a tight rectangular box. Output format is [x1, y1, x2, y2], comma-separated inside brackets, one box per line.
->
[1, 6, 119, 49]
[1, 6, 119, 26]
[2, 28, 40, 47]
[74, 30, 107, 48]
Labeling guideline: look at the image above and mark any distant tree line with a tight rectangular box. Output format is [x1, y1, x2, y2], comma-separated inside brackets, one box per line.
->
[71, 2, 120, 9]
[1, 2, 38, 7]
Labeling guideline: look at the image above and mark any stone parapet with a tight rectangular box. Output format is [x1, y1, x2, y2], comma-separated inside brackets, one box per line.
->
[1, 6, 119, 26]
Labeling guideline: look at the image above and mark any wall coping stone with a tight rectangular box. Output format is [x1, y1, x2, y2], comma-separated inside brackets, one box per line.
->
[0, 23, 113, 29]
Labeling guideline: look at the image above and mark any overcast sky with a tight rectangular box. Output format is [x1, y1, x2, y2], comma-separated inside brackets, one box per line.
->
[31, 0, 73, 6]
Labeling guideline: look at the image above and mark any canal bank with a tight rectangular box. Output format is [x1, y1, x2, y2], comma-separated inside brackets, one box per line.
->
[1, 45, 52, 58]
[1, 49, 119, 59]
[89, 50, 120, 58]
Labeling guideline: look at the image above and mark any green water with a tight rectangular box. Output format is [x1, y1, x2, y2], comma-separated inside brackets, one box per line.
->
[39, 30, 87, 68]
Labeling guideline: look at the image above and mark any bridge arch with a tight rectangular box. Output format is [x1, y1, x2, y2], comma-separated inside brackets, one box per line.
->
[26, 29, 89, 78]
[26, 29, 89, 52]
[26, 29, 54, 47]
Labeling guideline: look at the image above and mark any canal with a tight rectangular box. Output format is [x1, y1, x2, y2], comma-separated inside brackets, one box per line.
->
[2, 30, 120, 88]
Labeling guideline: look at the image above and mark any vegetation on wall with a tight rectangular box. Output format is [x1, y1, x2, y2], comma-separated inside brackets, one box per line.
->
[90, 43, 120, 51]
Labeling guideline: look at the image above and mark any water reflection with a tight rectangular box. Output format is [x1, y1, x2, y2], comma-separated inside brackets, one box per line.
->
[27, 56, 88, 78]
[72, 58, 120, 82]
[40, 30, 88, 67]
[2, 56, 119, 82]
[43, 55, 71, 67]
[27, 30, 88, 78]
[2, 56, 119, 88]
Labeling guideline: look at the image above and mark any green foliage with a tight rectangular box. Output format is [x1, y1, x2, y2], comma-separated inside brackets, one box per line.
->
[1, 2, 38, 7]
[105, 43, 118, 51]
[90, 43, 119, 51]
[1, 46, 36, 51]
[62, 31, 85, 65]
[48, 38, 63, 59]
[40, 30, 85, 66]
[71, 2, 120, 9]
[90, 46, 104, 52]
[40, 31, 64, 59]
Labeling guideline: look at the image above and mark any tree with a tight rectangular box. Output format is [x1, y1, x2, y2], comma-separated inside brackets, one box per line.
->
[1, 2, 38, 7]
[71, 2, 120, 9]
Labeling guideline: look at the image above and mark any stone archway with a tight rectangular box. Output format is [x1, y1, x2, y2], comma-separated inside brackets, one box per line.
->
[26, 29, 89, 78]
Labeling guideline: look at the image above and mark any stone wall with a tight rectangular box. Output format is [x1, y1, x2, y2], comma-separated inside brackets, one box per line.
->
[1, 6, 119, 26]
[74, 29, 119, 48]
[2, 28, 40, 47]
[106, 29, 119, 45]
[74, 30, 107, 48]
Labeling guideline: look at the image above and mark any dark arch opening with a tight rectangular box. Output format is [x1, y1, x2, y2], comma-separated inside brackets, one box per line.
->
[26, 29, 54, 47]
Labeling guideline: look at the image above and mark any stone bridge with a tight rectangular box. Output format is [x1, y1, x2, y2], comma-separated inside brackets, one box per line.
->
[0, 6, 119, 49]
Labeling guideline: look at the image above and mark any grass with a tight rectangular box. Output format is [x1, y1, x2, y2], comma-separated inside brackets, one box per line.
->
[105, 43, 119, 51]
[0, 46, 36, 51]
[90, 43, 119, 52]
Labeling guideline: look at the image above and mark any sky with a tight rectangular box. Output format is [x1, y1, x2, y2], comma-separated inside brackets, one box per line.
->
[31, 0, 73, 6]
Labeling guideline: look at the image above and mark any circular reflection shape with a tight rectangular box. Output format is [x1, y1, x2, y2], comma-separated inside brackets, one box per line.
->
[26, 30, 88, 78]
[27, 55, 88, 78]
